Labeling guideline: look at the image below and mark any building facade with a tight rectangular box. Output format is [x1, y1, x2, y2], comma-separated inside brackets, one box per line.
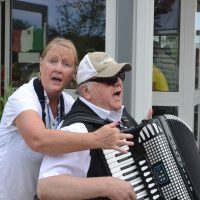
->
[1, 0, 200, 148]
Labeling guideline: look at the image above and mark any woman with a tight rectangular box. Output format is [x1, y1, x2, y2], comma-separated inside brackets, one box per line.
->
[0, 37, 133, 200]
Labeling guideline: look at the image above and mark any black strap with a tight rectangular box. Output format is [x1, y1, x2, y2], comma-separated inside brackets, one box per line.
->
[33, 78, 65, 126]
[62, 113, 108, 128]
[60, 92, 65, 121]
[61, 108, 138, 132]
[33, 78, 46, 125]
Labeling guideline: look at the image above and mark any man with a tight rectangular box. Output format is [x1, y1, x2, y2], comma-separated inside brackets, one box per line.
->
[37, 52, 141, 200]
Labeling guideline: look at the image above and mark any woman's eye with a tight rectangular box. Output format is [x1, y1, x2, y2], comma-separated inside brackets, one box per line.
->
[63, 63, 70, 67]
[50, 59, 57, 63]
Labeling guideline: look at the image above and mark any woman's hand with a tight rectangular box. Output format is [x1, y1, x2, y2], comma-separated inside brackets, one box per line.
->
[93, 121, 134, 154]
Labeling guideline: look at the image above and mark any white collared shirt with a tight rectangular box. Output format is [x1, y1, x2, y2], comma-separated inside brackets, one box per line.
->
[39, 97, 124, 180]
[79, 96, 124, 122]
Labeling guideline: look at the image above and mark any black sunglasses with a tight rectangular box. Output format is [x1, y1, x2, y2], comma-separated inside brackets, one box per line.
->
[88, 71, 125, 86]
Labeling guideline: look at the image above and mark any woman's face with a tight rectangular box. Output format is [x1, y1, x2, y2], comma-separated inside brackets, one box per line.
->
[40, 44, 76, 97]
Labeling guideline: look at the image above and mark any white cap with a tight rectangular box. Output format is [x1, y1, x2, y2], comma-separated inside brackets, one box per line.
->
[76, 52, 132, 85]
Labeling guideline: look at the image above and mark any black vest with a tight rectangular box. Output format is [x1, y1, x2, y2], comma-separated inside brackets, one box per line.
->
[62, 98, 138, 200]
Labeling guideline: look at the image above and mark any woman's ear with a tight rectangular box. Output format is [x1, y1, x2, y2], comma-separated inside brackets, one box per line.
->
[39, 57, 43, 72]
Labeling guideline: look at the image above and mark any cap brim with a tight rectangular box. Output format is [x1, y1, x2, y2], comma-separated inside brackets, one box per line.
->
[96, 63, 132, 78]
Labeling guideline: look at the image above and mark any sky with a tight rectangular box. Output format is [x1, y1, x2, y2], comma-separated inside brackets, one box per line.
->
[12, 0, 60, 27]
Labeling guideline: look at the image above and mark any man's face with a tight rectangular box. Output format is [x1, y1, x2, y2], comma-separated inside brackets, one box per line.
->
[87, 77, 124, 111]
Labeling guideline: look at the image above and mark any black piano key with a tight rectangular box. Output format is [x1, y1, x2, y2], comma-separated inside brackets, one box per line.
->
[121, 162, 135, 170]
[118, 155, 132, 163]
[125, 173, 140, 181]
[123, 168, 137, 176]
[115, 152, 123, 157]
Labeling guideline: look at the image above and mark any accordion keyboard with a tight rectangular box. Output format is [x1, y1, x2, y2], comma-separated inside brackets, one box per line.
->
[103, 145, 161, 200]
[102, 117, 194, 200]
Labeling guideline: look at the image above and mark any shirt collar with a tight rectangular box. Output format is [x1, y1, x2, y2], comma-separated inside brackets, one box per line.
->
[79, 96, 124, 122]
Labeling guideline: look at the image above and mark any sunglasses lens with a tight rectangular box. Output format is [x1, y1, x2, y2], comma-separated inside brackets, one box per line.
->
[106, 77, 118, 85]
[88, 72, 125, 85]
[119, 72, 125, 81]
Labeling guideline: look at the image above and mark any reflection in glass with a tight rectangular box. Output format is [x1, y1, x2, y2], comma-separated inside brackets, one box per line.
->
[152, 106, 178, 117]
[1, 1, 5, 95]
[11, 0, 105, 88]
[153, 0, 180, 92]
[194, 105, 199, 141]
[195, 2, 200, 89]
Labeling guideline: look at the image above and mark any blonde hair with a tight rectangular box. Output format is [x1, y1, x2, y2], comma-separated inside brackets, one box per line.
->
[41, 37, 78, 67]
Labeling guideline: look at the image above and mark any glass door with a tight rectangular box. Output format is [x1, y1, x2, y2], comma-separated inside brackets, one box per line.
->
[11, 0, 106, 89]
[0, 0, 5, 96]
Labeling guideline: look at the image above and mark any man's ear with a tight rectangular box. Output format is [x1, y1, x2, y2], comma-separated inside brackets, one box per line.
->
[79, 84, 92, 100]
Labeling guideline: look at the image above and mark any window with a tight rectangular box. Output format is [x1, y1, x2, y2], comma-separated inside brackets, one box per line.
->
[194, 104, 200, 142]
[195, 1, 200, 89]
[153, 0, 180, 92]
[11, 0, 106, 88]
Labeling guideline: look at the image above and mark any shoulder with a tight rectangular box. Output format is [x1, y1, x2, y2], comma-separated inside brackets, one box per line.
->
[61, 91, 75, 114]
[8, 78, 41, 111]
[12, 78, 36, 99]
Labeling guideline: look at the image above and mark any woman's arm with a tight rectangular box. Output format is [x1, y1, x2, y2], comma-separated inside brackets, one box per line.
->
[37, 175, 136, 200]
[16, 110, 134, 154]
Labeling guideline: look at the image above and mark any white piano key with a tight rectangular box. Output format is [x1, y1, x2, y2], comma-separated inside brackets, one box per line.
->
[122, 170, 139, 181]
[106, 152, 132, 165]
[142, 126, 150, 138]
[103, 145, 128, 155]
[110, 160, 135, 174]
[136, 190, 148, 199]
[109, 157, 134, 169]
[139, 130, 146, 140]
[130, 177, 143, 186]
[152, 123, 159, 133]
[146, 124, 155, 136]
[112, 164, 137, 178]
[103, 149, 117, 155]
[104, 146, 129, 159]
[134, 184, 145, 192]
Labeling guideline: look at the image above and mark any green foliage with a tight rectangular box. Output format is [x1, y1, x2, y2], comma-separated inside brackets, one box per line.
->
[0, 86, 15, 120]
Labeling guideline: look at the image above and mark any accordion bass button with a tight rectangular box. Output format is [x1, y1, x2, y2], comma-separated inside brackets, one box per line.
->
[153, 194, 160, 199]
[141, 166, 148, 171]
[139, 160, 146, 165]
[148, 183, 155, 188]
[150, 189, 158, 194]
[144, 171, 150, 177]
[146, 177, 153, 182]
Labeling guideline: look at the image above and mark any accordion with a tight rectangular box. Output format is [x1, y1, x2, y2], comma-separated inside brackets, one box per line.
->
[102, 115, 200, 200]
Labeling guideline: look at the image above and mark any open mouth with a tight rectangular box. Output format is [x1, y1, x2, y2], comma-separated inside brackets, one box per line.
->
[52, 77, 62, 82]
[113, 91, 121, 96]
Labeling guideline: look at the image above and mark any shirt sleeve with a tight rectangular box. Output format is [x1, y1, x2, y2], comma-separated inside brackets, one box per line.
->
[0, 84, 40, 127]
[39, 123, 90, 179]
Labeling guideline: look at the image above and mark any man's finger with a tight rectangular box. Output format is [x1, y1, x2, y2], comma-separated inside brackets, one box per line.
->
[120, 133, 133, 140]
[113, 146, 129, 154]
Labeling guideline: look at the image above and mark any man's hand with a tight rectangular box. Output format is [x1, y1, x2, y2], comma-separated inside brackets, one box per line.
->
[146, 108, 153, 120]
[93, 121, 134, 154]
